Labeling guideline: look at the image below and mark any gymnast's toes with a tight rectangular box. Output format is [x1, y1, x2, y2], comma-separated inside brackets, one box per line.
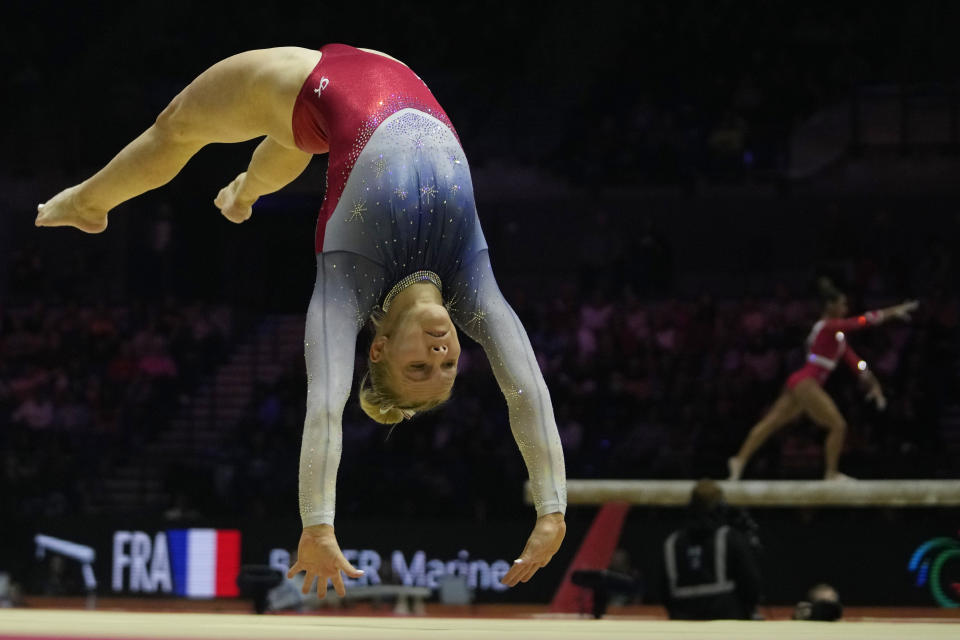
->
[36, 188, 108, 233]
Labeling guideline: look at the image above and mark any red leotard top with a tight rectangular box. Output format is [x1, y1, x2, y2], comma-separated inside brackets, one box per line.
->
[290, 44, 458, 253]
[786, 312, 880, 389]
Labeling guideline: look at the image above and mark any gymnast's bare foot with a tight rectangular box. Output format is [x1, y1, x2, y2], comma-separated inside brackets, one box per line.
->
[824, 472, 856, 482]
[36, 186, 108, 233]
[727, 456, 744, 481]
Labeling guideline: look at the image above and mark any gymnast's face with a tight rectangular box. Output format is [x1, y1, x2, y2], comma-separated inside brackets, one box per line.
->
[370, 302, 461, 403]
[825, 295, 849, 318]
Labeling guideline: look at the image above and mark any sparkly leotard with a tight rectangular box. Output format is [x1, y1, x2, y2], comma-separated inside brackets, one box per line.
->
[785, 313, 879, 389]
[291, 44, 567, 527]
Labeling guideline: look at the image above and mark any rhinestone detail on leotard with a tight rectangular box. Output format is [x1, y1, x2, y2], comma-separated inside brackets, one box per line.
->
[381, 270, 442, 312]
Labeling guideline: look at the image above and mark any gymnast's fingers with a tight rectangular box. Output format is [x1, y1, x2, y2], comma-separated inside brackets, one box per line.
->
[287, 560, 303, 580]
[301, 572, 316, 595]
[501, 559, 527, 587]
[317, 574, 329, 599]
[332, 570, 347, 597]
[338, 556, 365, 579]
[518, 561, 541, 583]
[899, 300, 919, 319]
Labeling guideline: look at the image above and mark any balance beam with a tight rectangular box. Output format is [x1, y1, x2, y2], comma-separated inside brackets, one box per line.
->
[525, 480, 960, 507]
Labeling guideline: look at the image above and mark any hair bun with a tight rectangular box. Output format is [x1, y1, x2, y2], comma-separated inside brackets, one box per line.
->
[365, 404, 407, 424]
[360, 393, 406, 425]
[817, 276, 842, 301]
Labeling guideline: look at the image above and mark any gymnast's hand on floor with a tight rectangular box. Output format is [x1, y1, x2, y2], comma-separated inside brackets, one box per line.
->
[214, 173, 256, 224]
[501, 512, 566, 587]
[287, 525, 364, 597]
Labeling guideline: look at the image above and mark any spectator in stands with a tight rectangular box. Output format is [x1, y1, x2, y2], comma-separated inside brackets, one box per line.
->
[11, 392, 54, 430]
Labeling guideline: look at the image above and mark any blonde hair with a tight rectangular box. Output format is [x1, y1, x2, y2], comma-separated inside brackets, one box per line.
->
[358, 307, 452, 425]
[358, 364, 450, 424]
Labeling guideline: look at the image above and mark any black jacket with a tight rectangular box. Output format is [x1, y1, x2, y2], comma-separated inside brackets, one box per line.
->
[661, 522, 761, 620]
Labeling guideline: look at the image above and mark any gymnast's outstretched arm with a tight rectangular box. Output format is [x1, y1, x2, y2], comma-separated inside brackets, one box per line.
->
[287, 257, 367, 597]
[36, 47, 321, 232]
[451, 252, 568, 587]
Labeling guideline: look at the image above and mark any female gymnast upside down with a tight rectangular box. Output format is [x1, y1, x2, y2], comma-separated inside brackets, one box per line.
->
[728, 279, 918, 481]
[37, 44, 566, 597]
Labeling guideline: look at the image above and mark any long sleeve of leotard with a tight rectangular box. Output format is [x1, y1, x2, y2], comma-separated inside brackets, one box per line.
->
[298, 254, 367, 528]
[449, 251, 567, 517]
[822, 312, 882, 334]
[841, 344, 868, 375]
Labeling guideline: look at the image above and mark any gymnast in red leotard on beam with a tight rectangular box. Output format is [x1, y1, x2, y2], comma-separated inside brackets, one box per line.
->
[728, 278, 918, 481]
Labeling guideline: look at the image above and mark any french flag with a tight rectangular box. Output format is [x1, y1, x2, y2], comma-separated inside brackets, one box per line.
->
[167, 529, 241, 598]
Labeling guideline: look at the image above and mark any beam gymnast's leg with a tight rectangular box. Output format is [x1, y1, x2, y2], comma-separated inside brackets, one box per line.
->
[792, 380, 850, 480]
[729, 391, 802, 480]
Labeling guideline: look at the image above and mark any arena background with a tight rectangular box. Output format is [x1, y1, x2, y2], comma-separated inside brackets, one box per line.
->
[2, 0, 959, 626]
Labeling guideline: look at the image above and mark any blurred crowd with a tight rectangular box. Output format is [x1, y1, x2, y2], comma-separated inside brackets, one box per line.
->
[0, 296, 233, 520]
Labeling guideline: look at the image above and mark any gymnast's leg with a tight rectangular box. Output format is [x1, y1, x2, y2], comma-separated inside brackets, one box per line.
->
[791, 379, 849, 479]
[729, 390, 802, 479]
[36, 48, 315, 233]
